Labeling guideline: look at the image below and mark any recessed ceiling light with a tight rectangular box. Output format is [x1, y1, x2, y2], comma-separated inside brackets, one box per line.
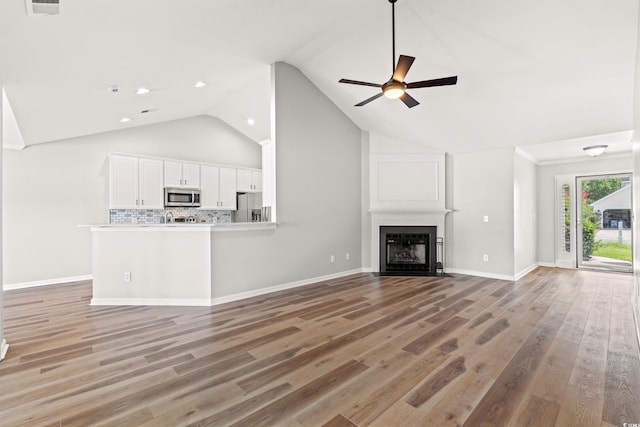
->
[247, 118, 255, 126]
[135, 87, 150, 95]
[120, 117, 131, 123]
[194, 81, 207, 88]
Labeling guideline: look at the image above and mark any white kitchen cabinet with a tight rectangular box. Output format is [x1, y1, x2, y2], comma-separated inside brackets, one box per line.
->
[109, 155, 163, 209]
[200, 165, 237, 210]
[164, 161, 200, 189]
[236, 168, 262, 192]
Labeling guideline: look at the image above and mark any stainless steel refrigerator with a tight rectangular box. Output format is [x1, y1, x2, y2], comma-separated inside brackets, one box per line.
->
[233, 192, 262, 222]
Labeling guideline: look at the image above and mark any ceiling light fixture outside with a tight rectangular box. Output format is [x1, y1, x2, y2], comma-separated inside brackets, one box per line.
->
[135, 87, 150, 95]
[120, 117, 131, 123]
[247, 118, 255, 126]
[583, 145, 608, 157]
[194, 81, 207, 88]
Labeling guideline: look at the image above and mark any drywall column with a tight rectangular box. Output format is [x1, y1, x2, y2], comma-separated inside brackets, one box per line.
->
[632, 8, 640, 346]
[1, 86, 7, 361]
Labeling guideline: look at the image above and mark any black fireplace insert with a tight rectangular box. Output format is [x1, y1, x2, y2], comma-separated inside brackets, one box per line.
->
[379, 226, 438, 276]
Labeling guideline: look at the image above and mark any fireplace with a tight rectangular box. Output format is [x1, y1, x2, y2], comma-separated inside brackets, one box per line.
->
[379, 226, 439, 276]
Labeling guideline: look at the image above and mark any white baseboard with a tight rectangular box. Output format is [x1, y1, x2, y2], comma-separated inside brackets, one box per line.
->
[3, 275, 93, 291]
[537, 262, 557, 268]
[209, 269, 365, 306]
[90, 297, 211, 307]
[0, 339, 8, 361]
[515, 263, 539, 281]
[445, 268, 516, 282]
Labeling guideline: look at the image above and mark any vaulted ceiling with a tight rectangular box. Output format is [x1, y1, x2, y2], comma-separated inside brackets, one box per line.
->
[1, 0, 637, 161]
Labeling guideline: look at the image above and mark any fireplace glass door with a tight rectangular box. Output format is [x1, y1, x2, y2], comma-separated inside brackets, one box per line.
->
[386, 235, 427, 269]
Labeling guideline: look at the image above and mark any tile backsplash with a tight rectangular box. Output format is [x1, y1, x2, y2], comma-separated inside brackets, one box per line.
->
[109, 208, 232, 224]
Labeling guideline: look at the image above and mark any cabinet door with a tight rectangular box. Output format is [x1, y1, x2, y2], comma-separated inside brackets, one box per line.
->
[219, 167, 237, 210]
[164, 161, 183, 187]
[236, 169, 252, 192]
[109, 155, 139, 209]
[138, 159, 164, 209]
[182, 163, 200, 188]
[199, 165, 221, 209]
[251, 170, 262, 192]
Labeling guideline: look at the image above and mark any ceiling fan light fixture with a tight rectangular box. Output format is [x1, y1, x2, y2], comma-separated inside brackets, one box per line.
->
[382, 81, 405, 99]
[583, 145, 608, 157]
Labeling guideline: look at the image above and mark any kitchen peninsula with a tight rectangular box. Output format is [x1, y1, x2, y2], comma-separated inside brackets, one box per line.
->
[87, 151, 274, 306]
[86, 222, 277, 306]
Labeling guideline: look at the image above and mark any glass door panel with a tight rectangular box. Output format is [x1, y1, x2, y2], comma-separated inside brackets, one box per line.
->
[577, 174, 632, 273]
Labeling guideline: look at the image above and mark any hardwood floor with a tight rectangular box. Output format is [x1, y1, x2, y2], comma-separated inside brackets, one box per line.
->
[1, 267, 639, 426]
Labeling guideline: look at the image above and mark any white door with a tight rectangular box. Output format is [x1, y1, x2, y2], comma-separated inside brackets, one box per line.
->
[182, 163, 200, 188]
[138, 159, 164, 209]
[164, 161, 183, 188]
[219, 167, 237, 210]
[200, 165, 221, 209]
[109, 155, 139, 209]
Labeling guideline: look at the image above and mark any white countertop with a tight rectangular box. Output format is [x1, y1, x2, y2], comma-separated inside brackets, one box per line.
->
[80, 222, 278, 231]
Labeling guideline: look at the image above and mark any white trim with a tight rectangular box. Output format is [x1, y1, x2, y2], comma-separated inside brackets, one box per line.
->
[537, 261, 558, 268]
[3, 275, 92, 291]
[0, 339, 8, 361]
[445, 268, 516, 282]
[514, 263, 539, 281]
[91, 298, 211, 306]
[514, 147, 539, 165]
[537, 152, 632, 166]
[209, 269, 364, 306]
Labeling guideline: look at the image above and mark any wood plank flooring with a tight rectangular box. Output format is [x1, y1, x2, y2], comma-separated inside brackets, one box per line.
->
[1, 267, 639, 426]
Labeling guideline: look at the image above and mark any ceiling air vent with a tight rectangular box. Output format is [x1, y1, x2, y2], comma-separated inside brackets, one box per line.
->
[25, 0, 61, 16]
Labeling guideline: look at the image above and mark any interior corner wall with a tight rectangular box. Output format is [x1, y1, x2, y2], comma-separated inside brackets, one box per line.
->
[513, 151, 537, 276]
[361, 131, 371, 270]
[2, 115, 261, 286]
[448, 147, 515, 278]
[535, 156, 633, 266]
[207, 62, 362, 298]
[0, 80, 6, 360]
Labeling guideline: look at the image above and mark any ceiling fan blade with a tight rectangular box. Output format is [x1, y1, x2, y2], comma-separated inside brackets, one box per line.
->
[392, 55, 415, 82]
[339, 78, 382, 88]
[399, 92, 419, 108]
[407, 76, 458, 89]
[355, 92, 384, 107]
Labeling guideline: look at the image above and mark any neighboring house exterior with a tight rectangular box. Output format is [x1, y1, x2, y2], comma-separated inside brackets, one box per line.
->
[591, 184, 632, 229]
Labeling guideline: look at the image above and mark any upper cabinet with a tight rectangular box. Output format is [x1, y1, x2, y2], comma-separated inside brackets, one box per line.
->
[200, 165, 237, 210]
[164, 161, 200, 189]
[109, 155, 164, 209]
[237, 168, 262, 193]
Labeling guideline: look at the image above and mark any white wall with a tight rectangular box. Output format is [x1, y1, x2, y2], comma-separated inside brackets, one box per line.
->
[2, 115, 261, 286]
[448, 147, 515, 278]
[536, 155, 632, 265]
[207, 62, 362, 298]
[514, 151, 537, 277]
[0, 81, 6, 360]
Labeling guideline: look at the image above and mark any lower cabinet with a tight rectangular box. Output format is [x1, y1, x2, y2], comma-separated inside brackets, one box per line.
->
[200, 165, 237, 210]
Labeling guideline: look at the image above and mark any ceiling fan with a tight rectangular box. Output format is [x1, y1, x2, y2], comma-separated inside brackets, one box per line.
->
[339, 0, 458, 108]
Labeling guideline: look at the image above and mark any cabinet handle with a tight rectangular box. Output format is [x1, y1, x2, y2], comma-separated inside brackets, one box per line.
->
[141, 200, 144, 206]
[136, 199, 139, 206]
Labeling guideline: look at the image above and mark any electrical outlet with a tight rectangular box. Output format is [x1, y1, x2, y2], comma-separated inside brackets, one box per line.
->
[330, 255, 335, 263]
[124, 272, 131, 282]
[483, 254, 489, 262]
[346, 253, 350, 261]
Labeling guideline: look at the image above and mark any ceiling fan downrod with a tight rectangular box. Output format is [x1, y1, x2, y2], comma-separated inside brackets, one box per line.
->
[390, 0, 397, 74]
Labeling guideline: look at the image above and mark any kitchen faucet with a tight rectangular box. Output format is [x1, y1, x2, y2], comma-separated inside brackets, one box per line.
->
[164, 211, 174, 224]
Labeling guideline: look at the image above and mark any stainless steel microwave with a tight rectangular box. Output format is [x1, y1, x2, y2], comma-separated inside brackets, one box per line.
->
[164, 187, 201, 207]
